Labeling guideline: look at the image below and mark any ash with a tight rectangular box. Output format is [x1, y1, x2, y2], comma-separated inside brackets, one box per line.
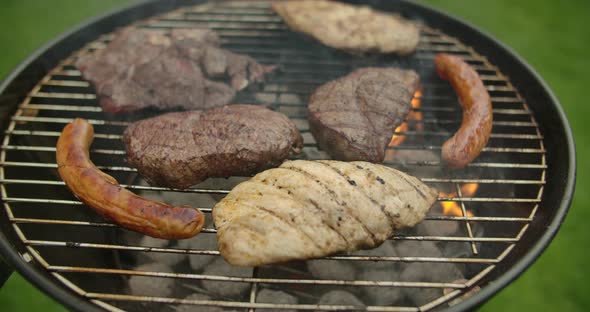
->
[257, 288, 299, 312]
[176, 293, 241, 312]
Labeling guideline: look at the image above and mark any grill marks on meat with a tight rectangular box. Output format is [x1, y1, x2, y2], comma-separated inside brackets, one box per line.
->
[308, 68, 419, 163]
[56, 118, 205, 239]
[123, 105, 303, 189]
[272, 0, 420, 55]
[213, 160, 437, 266]
[76, 28, 275, 113]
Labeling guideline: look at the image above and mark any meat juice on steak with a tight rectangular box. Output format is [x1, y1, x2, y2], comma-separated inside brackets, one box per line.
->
[308, 67, 419, 163]
[76, 28, 275, 113]
[123, 105, 303, 189]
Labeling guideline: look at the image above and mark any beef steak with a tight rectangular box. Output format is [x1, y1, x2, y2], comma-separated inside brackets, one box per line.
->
[123, 105, 303, 189]
[76, 28, 275, 113]
[308, 67, 419, 163]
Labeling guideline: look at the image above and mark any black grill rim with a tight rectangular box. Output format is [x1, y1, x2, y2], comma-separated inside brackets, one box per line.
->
[0, 0, 576, 311]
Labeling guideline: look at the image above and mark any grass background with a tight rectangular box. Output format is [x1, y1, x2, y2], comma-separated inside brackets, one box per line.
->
[0, 0, 587, 311]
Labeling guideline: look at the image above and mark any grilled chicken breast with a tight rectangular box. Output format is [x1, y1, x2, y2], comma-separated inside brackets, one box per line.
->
[213, 160, 437, 266]
[272, 0, 420, 55]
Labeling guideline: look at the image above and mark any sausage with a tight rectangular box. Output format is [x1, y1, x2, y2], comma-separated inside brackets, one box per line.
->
[435, 53, 492, 169]
[56, 118, 204, 239]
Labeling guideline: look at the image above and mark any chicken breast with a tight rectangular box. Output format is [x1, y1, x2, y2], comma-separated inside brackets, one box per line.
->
[213, 160, 437, 266]
[272, 0, 420, 55]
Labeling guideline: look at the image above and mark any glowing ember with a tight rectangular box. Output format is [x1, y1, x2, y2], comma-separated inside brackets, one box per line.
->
[439, 183, 478, 218]
[388, 89, 422, 148]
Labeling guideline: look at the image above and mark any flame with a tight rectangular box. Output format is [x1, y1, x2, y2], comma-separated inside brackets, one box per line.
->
[439, 183, 478, 218]
[461, 183, 479, 197]
[440, 200, 474, 218]
[388, 89, 422, 148]
[410, 90, 424, 132]
[389, 121, 408, 147]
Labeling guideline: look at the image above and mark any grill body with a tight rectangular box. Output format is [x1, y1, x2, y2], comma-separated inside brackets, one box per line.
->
[0, 1, 575, 312]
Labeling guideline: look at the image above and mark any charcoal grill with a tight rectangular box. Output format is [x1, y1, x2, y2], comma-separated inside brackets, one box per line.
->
[0, 0, 575, 311]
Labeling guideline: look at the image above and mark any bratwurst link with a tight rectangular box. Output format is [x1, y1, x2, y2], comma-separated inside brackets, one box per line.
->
[435, 53, 493, 169]
[56, 118, 204, 239]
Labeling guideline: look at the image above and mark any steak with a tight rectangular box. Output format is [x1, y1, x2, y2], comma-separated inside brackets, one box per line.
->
[76, 28, 275, 113]
[272, 0, 420, 55]
[308, 67, 419, 163]
[123, 105, 303, 189]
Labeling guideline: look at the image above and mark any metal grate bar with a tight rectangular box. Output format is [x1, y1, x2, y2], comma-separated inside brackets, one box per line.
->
[12, 112, 537, 130]
[48, 265, 468, 288]
[49, 69, 510, 83]
[10, 214, 532, 228]
[1, 145, 127, 156]
[30, 91, 96, 99]
[0, 177, 546, 187]
[2, 195, 541, 206]
[11, 116, 128, 127]
[43, 80, 92, 87]
[85, 293, 419, 312]
[6, 129, 121, 140]
[1, 161, 138, 172]
[20, 95, 527, 110]
[13, 218, 117, 228]
[20, 102, 534, 118]
[6, 115, 544, 133]
[0, 178, 230, 193]
[17, 237, 492, 263]
[384, 146, 545, 153]
[24, 230, 519, 245]
[21, 104, 103, 113]
[17, 217, 524, 241]
[1, 160, 548, 170]
[455, 184, 479, 255]
[18, 89, 532, 108]
[5, 126, 545, 141]
[248, 266, 259, 312]
[0, 144, 547, 155]
[24, 89, 525, 107]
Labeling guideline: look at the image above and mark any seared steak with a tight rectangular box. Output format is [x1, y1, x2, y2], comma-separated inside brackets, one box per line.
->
[76, 28, 275, 113]
[308, 67, 419, 163]
[272, 0, 420, 55]
[123, 105, 303, 189]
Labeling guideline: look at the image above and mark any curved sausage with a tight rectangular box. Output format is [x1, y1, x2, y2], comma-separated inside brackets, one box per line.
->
[435, 53, 492, 169]
[56, 118, 204, 239]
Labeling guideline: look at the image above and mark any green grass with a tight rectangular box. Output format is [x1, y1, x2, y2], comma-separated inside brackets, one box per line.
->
[0, 0, 588, 311]
[0, 0, 132, 81]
